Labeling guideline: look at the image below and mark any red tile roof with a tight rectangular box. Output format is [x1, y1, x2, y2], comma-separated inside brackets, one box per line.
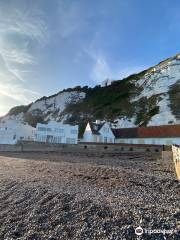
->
[112, 124, 180, 138]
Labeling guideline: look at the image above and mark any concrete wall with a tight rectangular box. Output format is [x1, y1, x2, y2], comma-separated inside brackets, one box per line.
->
[0, 144, 22, 151]
[78, 143, 163, 154]
[0, 141, 163, 156]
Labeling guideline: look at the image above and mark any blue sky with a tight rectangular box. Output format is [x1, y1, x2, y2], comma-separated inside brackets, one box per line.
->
[0, 0, 180, 116]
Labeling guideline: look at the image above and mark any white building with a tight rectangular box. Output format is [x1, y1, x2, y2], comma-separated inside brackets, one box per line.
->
[112, 125, 180, 145]
[81, 120, 115, 143]
[35, 121, 78, 144]
[0, 120, 35, 144]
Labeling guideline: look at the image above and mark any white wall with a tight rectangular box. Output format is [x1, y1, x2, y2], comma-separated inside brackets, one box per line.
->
[0, 120, 35, 144]
[82, 122, 115, 143]
[99, 123, 115, 143]
[82, 123, 94, 142]
[115, 137, 180, 145]
[35, 121, 78, 144]
[0, 130, 16, 144]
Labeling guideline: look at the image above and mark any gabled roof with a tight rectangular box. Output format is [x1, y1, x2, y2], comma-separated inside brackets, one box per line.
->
[112, 127, 138, 138]
[112, 124, 180, 138]
[89, 122, 105, 135]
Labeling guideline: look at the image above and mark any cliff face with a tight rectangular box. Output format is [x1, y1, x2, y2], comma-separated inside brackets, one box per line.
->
[1, 54, 180, 129]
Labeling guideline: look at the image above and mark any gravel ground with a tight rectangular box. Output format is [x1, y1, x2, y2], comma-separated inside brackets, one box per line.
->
[0, 152, 179, 240]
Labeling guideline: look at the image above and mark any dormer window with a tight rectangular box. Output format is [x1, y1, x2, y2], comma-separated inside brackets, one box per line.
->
[94, 126, 98, 130]
[103, 127, 109, 133]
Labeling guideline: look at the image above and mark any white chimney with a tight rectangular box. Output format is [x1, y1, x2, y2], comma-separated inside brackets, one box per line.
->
[96, 120, 101, 124]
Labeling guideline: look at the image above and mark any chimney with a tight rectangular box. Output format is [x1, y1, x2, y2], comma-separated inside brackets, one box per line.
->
[96, 120, 101, 124]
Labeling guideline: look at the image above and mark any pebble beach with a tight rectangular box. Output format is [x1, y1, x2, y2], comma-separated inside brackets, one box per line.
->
[0, 152, 179, 239]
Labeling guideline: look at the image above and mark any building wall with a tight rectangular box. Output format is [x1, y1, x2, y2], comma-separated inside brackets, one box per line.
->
[16, 125, 35, 142]
[0, 121, 35, 144]
[35, 121, 78, 144]
[82, 123, 94, 142]
[82, 122, 115, 143]
[99, 123, 115, 143]
[0, 130, 16, 144]
[115, 137, 180, 145]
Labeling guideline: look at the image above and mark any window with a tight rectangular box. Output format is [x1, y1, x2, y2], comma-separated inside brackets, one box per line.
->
[104, 137, 108, 143]
[47, 128, 52, 132]
[38, 127, 46, 131]
[94, 126, 98, 130]
[70, 129, 77, 134]
[103, 127, 109, 133]
[55, 128, 64, 133]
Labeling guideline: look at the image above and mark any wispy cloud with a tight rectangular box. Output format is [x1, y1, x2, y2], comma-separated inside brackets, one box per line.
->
[0, 1, 48, 116]
[84, 46, 147, 84]
[91, 55, 114, 83]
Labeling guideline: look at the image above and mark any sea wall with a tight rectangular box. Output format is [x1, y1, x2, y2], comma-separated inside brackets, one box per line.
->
[0, 141, 164, 155]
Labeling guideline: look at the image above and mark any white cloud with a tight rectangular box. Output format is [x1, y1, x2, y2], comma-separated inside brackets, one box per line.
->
[0, 1, 47, 116]
[92, 55, 113, 83]
[84, 47, 147, 84]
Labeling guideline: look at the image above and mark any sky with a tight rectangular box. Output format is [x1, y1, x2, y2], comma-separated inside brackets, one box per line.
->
[0, 0, 180, 116]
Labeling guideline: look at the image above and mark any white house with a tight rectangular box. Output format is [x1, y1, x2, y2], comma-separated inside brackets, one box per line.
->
[112, 125, 180, 145]
[0, 120, 35, 144]
[81, 120, 115, 143]
[35, 121, 78, 144]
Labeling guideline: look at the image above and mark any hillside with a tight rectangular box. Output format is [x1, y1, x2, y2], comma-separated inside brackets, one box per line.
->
[1, 54, 180, 131]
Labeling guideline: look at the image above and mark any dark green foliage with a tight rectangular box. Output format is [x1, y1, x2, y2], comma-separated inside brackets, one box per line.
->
[24, 113, 45, 127]
[135, 95, 160, 126]
[64, 77, 139, 123]
[168, 81, 180, 119]
[8, 104, 31, 116]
